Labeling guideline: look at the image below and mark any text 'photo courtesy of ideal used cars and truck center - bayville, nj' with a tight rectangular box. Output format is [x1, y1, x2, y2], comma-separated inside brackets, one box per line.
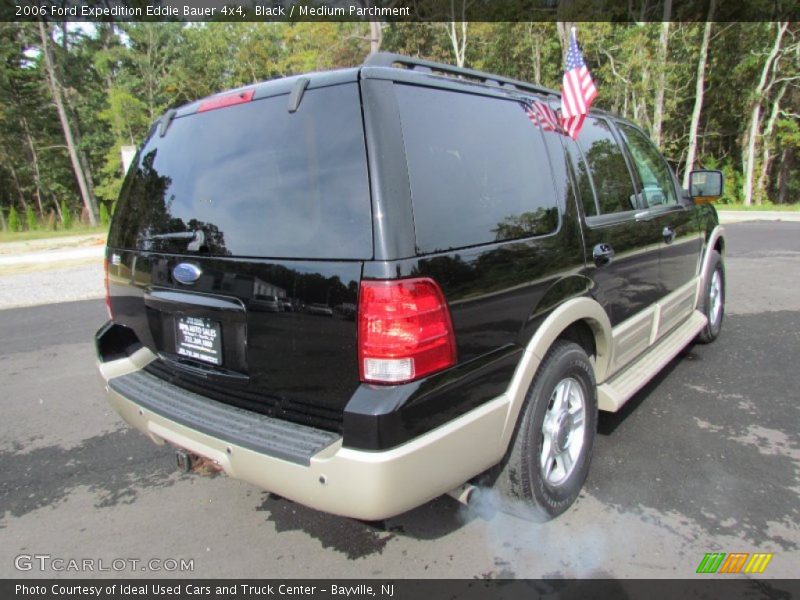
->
[1, 1, 800, 598]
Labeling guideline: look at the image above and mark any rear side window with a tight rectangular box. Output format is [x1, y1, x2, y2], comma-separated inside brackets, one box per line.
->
[576, 117, 637, 215]
[395, 85, 559, 254]
[109, 84, 372, 259]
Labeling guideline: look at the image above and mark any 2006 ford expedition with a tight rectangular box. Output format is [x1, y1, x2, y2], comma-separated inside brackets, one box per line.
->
[96, 53, 725, 521]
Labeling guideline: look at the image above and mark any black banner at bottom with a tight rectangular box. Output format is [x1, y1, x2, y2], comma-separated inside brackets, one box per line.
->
[4, 579, 800, 600]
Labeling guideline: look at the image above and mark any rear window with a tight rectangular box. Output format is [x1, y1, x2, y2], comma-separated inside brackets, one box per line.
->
[395, 85, 559, 254]
[109, 84, 372, 259]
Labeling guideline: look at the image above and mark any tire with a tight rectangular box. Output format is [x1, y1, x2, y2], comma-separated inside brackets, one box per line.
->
[494, 340, 597, 521]
[696, 250, 725, 343]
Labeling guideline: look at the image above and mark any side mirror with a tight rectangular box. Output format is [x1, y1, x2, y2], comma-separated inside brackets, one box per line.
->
[689, 170, 723, 204]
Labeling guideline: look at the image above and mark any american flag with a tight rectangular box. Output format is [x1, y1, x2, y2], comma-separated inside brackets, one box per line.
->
[560, 29, 597, 140]
[521, 100, 564, 134]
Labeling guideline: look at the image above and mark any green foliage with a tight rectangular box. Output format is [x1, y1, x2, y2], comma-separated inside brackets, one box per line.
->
[60, 200, 72, 230]
[702, 156, 744, 205]
[44, 210, 56, 231]
[0, 20, 798, 229]
[99, 202, 110, 227]
[25, 205, 37, 230]
[7, 205, 20, 232]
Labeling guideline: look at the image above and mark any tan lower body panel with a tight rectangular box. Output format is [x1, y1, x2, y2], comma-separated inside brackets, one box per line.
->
[102, 355, 509, 521]
[598, 309, 707, 411]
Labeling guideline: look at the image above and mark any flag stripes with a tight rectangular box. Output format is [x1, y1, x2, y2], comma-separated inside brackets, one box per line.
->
[560, 30, 597, 140]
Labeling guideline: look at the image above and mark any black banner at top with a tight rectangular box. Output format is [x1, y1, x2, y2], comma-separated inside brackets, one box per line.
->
[2, 0, 799, 23]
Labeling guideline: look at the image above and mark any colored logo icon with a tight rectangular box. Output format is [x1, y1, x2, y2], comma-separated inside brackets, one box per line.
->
[696, 552, 773, 574]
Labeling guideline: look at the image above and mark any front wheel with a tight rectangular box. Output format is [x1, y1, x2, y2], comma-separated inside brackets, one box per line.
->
[495, 340, 597, 521]
[697, 250, 725, 343]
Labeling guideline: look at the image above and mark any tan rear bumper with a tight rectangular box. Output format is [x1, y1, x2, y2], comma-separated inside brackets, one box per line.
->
[99, 351, 508, 521]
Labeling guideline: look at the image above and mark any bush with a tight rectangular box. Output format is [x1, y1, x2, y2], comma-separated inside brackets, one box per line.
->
[99, 202, 110, 227]
[60, 200, 73, 230]
[702, 156, 743, 205]
[8, 206, 21, 232]
[45, 210, 57, 231]
[25, 206, 38, 231]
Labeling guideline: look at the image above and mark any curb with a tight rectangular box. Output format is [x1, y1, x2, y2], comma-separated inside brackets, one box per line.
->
[0, 245, 104, 268]
[718, 211, 800, 224]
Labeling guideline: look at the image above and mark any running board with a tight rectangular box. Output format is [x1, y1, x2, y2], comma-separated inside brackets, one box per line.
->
[598, 310, 707, 412]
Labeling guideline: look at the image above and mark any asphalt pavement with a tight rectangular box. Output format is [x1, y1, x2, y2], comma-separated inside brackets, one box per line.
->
[0, 221, 798, 579]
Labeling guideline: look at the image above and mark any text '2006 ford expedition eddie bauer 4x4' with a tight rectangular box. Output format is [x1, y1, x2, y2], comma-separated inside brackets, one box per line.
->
[96, 53, 726, 521]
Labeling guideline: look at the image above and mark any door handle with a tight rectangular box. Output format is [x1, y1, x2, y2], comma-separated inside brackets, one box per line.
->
[593, 243, 615, 267]
[662, 226, 676, 244]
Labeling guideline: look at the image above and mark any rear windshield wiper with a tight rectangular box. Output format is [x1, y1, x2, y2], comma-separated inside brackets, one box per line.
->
[141, 230, 206, 252]
[141, 232, 196, 241]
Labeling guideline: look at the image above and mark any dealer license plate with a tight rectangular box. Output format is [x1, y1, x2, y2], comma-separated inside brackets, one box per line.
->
[175, 316, 222, 366]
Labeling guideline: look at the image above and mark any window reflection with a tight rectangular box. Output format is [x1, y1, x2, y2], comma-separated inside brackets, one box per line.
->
[109, 85, 372, 259]
[617, 123, 678, 208]
[576, 118, 637, 215]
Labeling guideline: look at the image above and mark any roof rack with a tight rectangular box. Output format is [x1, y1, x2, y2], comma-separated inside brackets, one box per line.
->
[363, 52, 559, 98]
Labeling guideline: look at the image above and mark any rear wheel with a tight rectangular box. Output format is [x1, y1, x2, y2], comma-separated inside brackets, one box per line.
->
[697, 250, 725, 343]
[495, 340, 597, 521]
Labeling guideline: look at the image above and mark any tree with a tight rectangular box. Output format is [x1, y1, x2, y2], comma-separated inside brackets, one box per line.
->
[443, 1, 470, 67]
[742, 22, 789, 206]
[652, 0, 672, 147]
[37, 21, 98, 225]
[683, 4, 714, 188]
[0, 21, 797, 219]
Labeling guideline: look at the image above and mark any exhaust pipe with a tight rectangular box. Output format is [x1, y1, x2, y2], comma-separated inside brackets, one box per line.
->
[176, 449, 193, 473]
[175, 449, 222, 475]
[447, 483, 479, 506]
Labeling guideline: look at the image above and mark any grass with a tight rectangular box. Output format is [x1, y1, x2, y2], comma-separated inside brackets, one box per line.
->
[715, 203, 800, 212]
[0, 224, 108, 243]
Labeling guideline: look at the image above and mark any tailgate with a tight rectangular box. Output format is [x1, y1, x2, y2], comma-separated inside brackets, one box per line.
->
[105, 80, 372, 432]
[107, 252, 362, 432]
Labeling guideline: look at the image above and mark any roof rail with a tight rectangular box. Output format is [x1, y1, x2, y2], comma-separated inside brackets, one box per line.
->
[363, 52, 559, 98]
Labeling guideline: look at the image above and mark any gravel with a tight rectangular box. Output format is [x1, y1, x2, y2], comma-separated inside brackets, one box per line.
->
[0, 262, 104, 310]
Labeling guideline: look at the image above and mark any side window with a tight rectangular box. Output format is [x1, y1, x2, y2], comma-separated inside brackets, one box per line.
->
[616, 122, 678, 208]
[564, 141, 598, 218]
[395, 85, 560, 254]
[576, 117, 638, 215]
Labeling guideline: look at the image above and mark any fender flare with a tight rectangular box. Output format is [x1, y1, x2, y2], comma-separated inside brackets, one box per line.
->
[697, 225, 725, 308]
[499, 296, 612, 450]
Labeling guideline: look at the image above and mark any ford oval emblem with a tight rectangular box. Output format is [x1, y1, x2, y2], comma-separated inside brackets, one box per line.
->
[172, 263, 202, 285]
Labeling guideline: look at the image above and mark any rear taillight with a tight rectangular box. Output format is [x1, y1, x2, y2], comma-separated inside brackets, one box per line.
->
[104, 257, 113, 320]
[358, 278, 456, 384]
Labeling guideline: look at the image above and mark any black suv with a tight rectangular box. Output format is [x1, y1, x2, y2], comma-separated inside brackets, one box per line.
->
[96, 53, 725, 521]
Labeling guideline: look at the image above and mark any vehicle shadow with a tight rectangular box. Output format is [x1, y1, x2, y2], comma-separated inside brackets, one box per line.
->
[256, 490, 470, 554]
[596, 344, 695, 436]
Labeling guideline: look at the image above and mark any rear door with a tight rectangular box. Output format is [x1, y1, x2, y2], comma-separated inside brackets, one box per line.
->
[567, 116, 663, 326]
[107, 82, 372, 433]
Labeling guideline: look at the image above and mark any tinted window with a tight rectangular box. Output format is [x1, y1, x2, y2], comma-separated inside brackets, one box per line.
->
[576, 117, 637, 215]
[617, 122, 678, 208]
[396, 85, 559, 254]
[564, 142, 598, 217]
[109, 84, 372, 259]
